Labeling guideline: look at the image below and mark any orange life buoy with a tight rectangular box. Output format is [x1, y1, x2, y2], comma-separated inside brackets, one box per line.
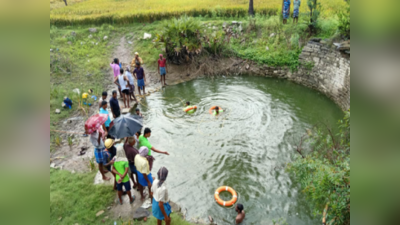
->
[184, 105, 197, 112]
[209, 106, 223, 114]
[214, 186, 237, 207]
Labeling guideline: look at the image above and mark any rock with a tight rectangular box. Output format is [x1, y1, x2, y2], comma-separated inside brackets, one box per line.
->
[107, 206, 111, 210]
[104, 216, 109, 219]
[212, 26, 217, 30]
[143, 33, 152, 39]
[67, 41, 72, 45]
[266, 46, 269, 51]
[62, 102, 66, 108]
[169, 201, 181, 212]
[88, 34, 93, 38]
[222, 22, 227, 28]
[89, 28, 97, 33]
[103, 36, 108, 40]
[128, 41, 133, 44]
[133, 207, 150, 220]
[96, 210, 104, 217]
[96, 42, 98, 45]
[50, 163, 56, 168]
[71, 170, 76, 174]
[245, 64, 250, 70]
[71, 31, 76, 36]
[50, 49, 53, 52]
[232, 21, 238, 25]
[55, 109, 61, 114]
[238, 25, 243, 32]
[310, 38, 322, 43]
[270, 33, 276, 38]
[121, 108, 130, 114]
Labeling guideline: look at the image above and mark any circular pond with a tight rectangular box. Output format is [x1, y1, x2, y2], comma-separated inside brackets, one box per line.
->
[139, 76, 343, 225]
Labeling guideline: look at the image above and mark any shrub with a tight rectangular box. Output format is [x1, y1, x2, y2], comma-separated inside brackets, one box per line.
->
[287, 110, 350, 225]
[337, 0, 350, 38]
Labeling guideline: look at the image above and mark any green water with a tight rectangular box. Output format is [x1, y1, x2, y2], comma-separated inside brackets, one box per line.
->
[140, 76, 343, 225]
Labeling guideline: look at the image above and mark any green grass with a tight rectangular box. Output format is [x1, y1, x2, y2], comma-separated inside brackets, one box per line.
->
[49, 0, 346, 25]
[50, 169, 195, 225]
[50, 169, 115, 224]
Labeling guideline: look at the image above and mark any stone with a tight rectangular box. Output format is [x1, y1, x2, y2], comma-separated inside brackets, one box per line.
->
[103, 36, 108, 40]
[212, 26, 217, 30]
[238, 25, 243, 32]
[107, 206, 111, 210]
[245, 64, 250, 70]
[133, 207, 150, 220]
[169, 201, 181, 212]
[232, 21, 238, 25]
[88, 34, 93, 38]
[55, 109, 61, 114]
[71, 170, 76, 174]
[266, 46, 269, 51]
[89, 28, 97, 33]
[96, 210, 104, 217]
[270, 33, 276, 38]
[121, 108, 130, 114]
[50, 49, 53, 52]
[222, 22, 227, 28]
[310, 38, 322, 42]
[143, 33, 152, 39]
[71, 31, 76, 36]
[50, 163, 56, 168]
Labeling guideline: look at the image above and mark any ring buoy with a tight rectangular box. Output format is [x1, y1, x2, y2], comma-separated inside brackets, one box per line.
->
[184, 105, 197, 113]
[214, 186, 237, 207]
[209, 106, 223, 114]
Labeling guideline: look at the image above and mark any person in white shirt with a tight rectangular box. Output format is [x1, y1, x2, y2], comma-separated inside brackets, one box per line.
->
[125, 67, 137, 103]
[151, 167, 171, 225]
[114, 68, 130, 108]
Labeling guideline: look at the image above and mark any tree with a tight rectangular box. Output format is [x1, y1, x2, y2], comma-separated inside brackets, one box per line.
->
[287, 110, 350, 225]
[307, 0, 321, 34]
[248, 0, 254, 16]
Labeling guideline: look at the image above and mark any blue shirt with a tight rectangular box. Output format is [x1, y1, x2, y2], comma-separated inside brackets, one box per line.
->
[99, 108, 111, 127]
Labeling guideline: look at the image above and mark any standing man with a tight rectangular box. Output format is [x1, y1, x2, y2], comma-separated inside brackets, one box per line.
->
[139, 128, 169, 156]
[110, 58, 123, 98]
[109, 90, 121, 118]
[133, 63, 146, 96]
[115, 68, 131, 109]
[235, 203, 245, 224]
[112, 158, 136, 205]
[86, 127, 110, 181]
[124, 136, 140, 189]
[98, 91, 108, 108]
[292, 0, 301, 24]
[282, 0, 291, 24]
[157, 54, 168, 86]
[100, 101, 112, 139]
[131, 52, 144, 68]
[125, 67, 137, 103]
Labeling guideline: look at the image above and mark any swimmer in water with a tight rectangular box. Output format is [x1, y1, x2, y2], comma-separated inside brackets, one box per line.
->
[235, 203, 245, 224]
[214, 106, 221, 115]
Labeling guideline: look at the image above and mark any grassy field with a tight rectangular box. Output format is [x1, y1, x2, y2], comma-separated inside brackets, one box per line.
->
[50, 0, 346, 25]
[50, 169, 193, 224]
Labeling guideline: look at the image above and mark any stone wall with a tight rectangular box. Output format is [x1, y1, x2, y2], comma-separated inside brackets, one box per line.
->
[290, 41, 350, 111]
[230, 40, 350, 111]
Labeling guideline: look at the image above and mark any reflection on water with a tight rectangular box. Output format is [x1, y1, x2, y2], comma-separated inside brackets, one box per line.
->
[139, 77, 343, 225]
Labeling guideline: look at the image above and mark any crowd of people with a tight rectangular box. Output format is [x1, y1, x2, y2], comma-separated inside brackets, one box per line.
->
[85, 53, 245, 224]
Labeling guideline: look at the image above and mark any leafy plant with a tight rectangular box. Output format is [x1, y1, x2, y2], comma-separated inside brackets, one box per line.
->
[55, 135, 62, 146]
[88, 157, 96, 171]
[303, 61, 315, 70]
[67, 135, 73, 147]
[287, 110, 350, 225]
[307, 0, 321, 34]
[337, 0, 350, 38]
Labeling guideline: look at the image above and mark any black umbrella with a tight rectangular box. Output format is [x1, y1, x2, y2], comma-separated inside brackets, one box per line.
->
[108, 114, 143, 139]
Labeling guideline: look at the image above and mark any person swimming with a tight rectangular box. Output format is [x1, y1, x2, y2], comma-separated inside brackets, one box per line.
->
[210, 106, 223, 116]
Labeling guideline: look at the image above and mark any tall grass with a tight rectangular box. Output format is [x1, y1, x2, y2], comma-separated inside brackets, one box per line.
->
[50, 0, 346, 25]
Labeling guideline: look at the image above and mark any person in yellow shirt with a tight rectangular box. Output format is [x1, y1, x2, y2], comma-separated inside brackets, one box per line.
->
[135, 146, 154, 201]
[131, 52, 143, 68]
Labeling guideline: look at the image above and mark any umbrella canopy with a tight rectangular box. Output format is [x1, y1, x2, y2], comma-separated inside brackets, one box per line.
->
[108, 114, 143, 139]
[85, 114, 108, 134]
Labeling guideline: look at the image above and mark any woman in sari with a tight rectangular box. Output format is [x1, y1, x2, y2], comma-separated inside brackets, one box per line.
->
[282, 0, 291, 24]
[151, 167, 172, 225]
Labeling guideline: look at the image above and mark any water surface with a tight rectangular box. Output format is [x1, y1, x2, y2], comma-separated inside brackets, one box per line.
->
[140, 76, 343, 225]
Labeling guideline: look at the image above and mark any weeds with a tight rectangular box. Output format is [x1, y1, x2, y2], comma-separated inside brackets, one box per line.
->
[88, 157, 95, 171]
[68, 135, 73, 147]
[55, 135, 62, 146]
